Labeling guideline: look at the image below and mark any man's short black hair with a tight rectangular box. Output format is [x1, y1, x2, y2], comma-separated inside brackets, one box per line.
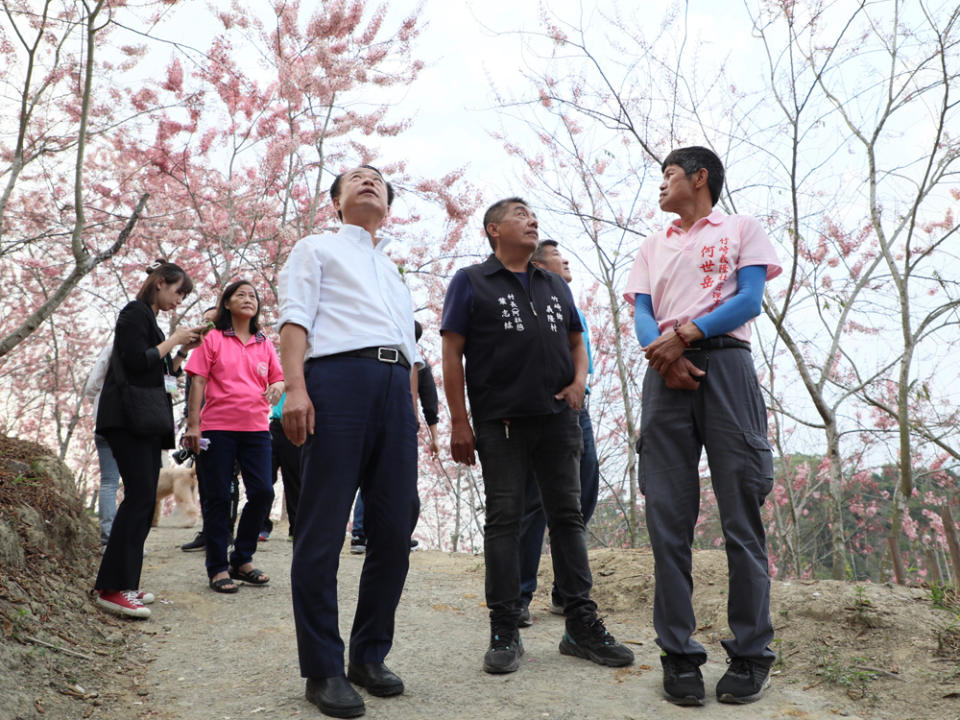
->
[329, 164, 395, 221]
[661, 146, 725, 206]
[531, 239, 558, 265]
[482, 197, 528, 250]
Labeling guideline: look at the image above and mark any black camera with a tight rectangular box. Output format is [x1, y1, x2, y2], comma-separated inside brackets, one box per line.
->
[171, 447, 195, 465]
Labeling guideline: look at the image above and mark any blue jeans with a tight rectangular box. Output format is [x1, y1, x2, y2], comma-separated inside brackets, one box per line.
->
[475, 409, 596, 626]
[519, 405, 599, 606]
[352, 492, 365, 537]
[197, 430, 274, 578]
[95, 433, 120, 547]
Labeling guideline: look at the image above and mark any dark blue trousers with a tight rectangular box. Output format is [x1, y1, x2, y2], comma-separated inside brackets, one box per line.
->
[292, 357, 419, 679]
[639, 347, 775, 664]
[518, 404, 600, 607]
[197, 430, 273, 578]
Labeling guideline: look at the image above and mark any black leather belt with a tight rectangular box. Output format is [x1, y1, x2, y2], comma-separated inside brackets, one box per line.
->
[686, 335, 751, 352]
[322, 346, 410, 370]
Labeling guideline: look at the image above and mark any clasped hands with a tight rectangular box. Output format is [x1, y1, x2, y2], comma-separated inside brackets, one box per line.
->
[644, 327, 704, 391]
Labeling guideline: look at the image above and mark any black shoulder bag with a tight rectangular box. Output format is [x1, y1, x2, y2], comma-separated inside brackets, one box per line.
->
[109, 345, 174, 437]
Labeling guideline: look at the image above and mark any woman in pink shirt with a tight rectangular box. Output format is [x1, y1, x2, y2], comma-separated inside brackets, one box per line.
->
[183, 280, 284, 593]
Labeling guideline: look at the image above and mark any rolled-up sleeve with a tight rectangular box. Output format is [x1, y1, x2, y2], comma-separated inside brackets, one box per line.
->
[277, 236, 322, 333]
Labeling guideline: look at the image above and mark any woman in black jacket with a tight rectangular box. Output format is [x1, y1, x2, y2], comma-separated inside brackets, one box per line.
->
[94, 260, 201, 618]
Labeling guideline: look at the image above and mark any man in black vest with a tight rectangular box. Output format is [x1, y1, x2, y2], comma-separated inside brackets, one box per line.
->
[441, 197, 633, 675]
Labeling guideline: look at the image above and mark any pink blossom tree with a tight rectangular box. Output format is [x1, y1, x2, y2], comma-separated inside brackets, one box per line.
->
[1, 1, 483, 521]
[495, 1, 960, 578]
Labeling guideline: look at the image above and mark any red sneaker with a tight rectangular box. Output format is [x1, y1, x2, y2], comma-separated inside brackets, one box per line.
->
[96, 590, 151, 619]
[137, 591, 155, 605]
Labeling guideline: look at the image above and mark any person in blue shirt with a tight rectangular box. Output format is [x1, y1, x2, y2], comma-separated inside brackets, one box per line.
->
[517, 239, 601, 627]
[263, 392, 301, 540]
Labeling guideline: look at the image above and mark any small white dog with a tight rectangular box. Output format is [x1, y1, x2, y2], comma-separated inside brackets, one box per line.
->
[153, 456, 201, 527]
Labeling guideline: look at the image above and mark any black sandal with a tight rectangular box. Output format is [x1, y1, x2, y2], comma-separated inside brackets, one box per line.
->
[209, 577, 239, 594]
[229, 566, 270, 585]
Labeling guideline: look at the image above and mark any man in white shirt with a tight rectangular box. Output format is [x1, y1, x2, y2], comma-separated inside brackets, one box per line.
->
[278, 165, 420, 719]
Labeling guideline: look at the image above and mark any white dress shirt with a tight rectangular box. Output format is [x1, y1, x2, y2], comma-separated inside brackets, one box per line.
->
[277, 224, 420, 369]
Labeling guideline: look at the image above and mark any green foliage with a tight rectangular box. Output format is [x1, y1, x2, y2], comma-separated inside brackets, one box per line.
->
[850, 585, 877, 628]
[11, 474, 39, 487]
[772, 637, 786, 671]
[928, 583, 960, 612]
[815, 647, 879, 700]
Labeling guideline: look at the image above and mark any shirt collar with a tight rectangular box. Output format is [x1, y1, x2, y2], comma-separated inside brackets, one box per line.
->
[222, 327, 266, 343]
[480, 253, 545, 278]
[338, 223, 383, 250]
[665, 209, 725, 237]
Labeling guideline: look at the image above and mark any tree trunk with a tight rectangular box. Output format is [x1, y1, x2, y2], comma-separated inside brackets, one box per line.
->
[603, 280, 639, 547]
[941, 507, 960, 592]
[886, 484, 907, 580]
[824, 423, 847, 580]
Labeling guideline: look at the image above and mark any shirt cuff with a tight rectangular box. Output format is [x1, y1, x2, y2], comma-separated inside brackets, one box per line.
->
[276, 311, 312, 334]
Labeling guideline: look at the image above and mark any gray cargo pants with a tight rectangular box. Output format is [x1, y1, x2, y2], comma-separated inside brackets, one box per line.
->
[638, 343, 775, 665]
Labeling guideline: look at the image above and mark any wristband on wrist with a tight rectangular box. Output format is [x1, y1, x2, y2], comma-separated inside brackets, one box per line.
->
[176, 349, 189, 359]
[673, 320, 692, 348]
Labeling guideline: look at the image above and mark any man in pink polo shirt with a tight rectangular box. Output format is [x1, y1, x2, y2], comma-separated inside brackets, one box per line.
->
[624, 146, 781, 706]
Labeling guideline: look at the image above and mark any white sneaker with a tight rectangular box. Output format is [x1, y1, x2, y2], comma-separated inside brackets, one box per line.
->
[96, 590, 150, 619]
[137, 591, 155, 605]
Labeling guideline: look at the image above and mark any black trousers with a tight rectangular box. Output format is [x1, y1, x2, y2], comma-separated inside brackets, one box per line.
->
[268, 417, 302, 537]
[94, 429, 161, 591]
[475, 409, 596, 627]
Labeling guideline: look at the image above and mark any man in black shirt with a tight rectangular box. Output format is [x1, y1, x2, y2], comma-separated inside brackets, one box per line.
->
[441, 197, 633, 675]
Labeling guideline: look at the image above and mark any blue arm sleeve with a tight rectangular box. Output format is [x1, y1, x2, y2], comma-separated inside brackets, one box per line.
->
[693, 265, 767, 338]
[633, 294, 661, 347]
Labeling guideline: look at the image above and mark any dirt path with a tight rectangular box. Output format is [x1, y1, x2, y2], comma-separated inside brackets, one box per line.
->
[126, 525, 876, 720]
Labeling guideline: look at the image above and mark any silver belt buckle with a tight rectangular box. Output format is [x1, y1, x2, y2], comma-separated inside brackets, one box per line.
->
[377, 347, 399, 364]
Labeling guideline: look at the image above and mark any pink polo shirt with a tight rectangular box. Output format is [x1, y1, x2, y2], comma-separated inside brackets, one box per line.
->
[184, 328, 283, 432]
[624, 211, 782, 342]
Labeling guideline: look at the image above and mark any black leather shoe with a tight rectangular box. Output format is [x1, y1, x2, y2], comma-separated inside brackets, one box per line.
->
[305, 676, 365, 718]
[347, 661, 404, 697]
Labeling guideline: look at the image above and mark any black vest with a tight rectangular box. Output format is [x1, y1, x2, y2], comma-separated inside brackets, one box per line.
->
[460, 255, 576, 422]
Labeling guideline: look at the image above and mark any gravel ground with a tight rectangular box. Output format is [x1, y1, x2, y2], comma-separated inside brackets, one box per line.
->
[129, 525, 865, 720]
